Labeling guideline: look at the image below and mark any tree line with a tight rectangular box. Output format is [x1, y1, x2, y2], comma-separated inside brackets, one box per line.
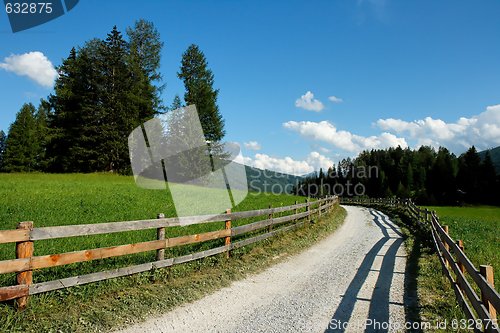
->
[295, 146, 500, 206]
[0, 20, 225, 174]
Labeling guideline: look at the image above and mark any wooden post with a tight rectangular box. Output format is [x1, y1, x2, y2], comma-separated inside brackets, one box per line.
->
[424, 208, 429, 223]
[443, 225, 450, 268]
[456, 240, 465, 273]
[156, 213, 165, 261]
[306, 198, 310, 226]
[225, 209, 231, 258]
[268, 204, 273, 232]
[455, 240, 466, 294]
[16, 221, 33, 310]
[294, 200, 298, 222]
[480, 265, 497, 320]
[318, 200, 322, 219]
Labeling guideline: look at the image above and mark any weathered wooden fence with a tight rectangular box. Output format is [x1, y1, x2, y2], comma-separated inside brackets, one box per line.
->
[0, 195, 339, 309]
[341, 197, 499, 333]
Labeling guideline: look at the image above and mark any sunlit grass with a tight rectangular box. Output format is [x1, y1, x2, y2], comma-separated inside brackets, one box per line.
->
[0, 173, 308, 286]
[427, 206, 500, 289]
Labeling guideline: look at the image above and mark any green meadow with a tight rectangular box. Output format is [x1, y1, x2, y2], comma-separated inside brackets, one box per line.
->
[0, 173, 309, 287]
[427, 205, 500, 288]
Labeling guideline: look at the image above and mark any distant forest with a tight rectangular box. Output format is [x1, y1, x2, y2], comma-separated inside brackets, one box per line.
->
[295, 146, 500, 206]
[0, 19, 224, 174]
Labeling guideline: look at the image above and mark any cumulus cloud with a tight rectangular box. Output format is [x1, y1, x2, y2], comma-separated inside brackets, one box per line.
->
[328, 96, 343, 103]
[295, 91, 324, 112]
[243, 141, 261, 151]
[0, 52, 58, 88]
[242, 151, 335, 176]
[375, 105, 500, 152]
[283, 120, 407, 154]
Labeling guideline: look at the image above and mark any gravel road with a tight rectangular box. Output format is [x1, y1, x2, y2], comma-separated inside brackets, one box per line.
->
[116, 206, 408, 333]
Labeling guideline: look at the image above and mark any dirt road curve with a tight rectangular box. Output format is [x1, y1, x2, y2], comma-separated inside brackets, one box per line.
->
[117, 206, 408, 333]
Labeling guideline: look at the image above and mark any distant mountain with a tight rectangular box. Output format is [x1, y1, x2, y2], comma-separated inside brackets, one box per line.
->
[478, 146, 500, 174]
[244, 165, 303, 194]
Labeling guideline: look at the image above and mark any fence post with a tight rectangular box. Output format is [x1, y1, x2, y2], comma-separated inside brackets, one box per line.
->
[306, 198, 310, 226]
[456, 240, 465, 272]
[319, 199, 322, 219]
[443, 225, 450, 268]
[294, 200, 298, 222]
[424, 208, 429, 223]
[16, 221, 33, 310]
[268, 204, 273, 232]
[156, 213, 165, 261]
[225, 209, 232, 258]
[479, 265, 497, 320]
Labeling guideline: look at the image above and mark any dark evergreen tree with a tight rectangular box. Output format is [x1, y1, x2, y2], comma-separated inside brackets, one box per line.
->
[127, 19, 165, 119]
[178, 44, 225, 143]
[479, 151, 498, 204]
[3, 103, 39, 172]
[34, 99, 49, 170]
[170, 94, 183, 111]
[457, 146, 481, 203]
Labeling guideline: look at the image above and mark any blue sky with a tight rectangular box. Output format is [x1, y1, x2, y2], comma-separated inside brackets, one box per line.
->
[1, 0, 500, 175]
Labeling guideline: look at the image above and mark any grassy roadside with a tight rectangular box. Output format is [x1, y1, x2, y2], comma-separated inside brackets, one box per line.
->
[426, 206, 500, 289]
[358, 204, 468, 333]
[0, 195, 346, 332]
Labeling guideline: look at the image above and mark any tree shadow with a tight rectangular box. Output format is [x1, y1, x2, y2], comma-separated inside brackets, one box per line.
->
[324, 209, 406, 333]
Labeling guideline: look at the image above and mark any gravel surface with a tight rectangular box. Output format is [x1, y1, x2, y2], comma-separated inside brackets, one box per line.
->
[116, 206, 407, 333]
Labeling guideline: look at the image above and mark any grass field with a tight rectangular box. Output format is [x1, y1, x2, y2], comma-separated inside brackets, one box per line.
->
[0, 173, 345, 332]
[0, 173, 311, 286]
[427, 206, 500, 289]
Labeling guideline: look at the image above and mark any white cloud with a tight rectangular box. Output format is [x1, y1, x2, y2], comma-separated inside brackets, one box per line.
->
[295, 91, 325, 112]
[243, 141, 261, 151]
[328, 96, 343, 103]
[306, 151, 335, 171]
[249, 153, 313, 175]
[242, 151, 335, 176]
[0, 52, 58, 88]
[375, 105, 500, 152]
[283, 120, 408, 154]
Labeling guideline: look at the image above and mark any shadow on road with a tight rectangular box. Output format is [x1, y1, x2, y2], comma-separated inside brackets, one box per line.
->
[324, 209, 408, 333]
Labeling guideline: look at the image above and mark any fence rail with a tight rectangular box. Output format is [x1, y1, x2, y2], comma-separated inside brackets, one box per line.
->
[340, 197, 499, 333]
[0, 196, 339, 309]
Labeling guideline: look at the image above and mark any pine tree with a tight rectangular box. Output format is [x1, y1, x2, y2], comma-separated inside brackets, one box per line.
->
[127, 19, 165, 120]
[170, 94, 183, 111]
[34, 100, 49, 170]
[3, 103, 39, 172]
[0, 130, 6, 171]
[457, 146, 481, 203]
[98, 26, 133, 172]
[178, 44, 225, 143]
[479, 151, 498, 204]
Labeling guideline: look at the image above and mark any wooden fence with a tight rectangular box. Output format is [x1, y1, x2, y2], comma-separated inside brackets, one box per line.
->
[341, 197, 499, 333]
[0, 195, 339, 309]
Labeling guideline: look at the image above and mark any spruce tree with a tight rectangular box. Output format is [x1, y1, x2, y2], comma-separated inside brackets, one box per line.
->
[3, 103, 39, 172]
[127, 19, 164, 119]
[170, 94, 183, 111]
[178, 44, 225, 143]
